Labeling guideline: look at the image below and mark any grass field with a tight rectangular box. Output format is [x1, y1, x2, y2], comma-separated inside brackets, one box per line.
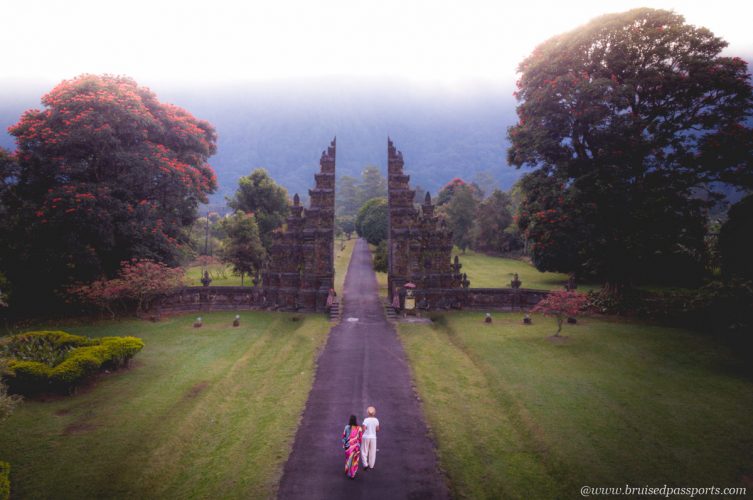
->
[0, 311, 330, 499]
[399, 312, 753, 499]
[453, 249, 597, 291]
[185, 262, 243, 286]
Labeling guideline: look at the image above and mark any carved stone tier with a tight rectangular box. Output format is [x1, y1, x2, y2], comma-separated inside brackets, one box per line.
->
[262, 138, 336, 312]
[387, 138, 465, 306]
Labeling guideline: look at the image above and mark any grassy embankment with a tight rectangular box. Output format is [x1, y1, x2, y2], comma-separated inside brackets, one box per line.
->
[371, 247, 585, 296]
[399, 312, 753, 499]
[455, 249, 600, 291]
[0, 311, 330, 499]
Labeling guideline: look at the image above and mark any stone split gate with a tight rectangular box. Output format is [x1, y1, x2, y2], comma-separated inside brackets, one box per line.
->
[156, 137, 549, 315]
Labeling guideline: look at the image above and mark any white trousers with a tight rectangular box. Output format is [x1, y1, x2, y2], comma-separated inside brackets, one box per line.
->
[361, 437, 377, 468]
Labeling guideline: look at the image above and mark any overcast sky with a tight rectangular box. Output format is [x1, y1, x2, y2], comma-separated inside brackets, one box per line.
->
[2, 0, 752, 90]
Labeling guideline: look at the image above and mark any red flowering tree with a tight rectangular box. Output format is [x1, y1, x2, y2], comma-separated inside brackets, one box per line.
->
[69, 259, 185, 317]
[1, 75, 216, 308]
[531, 291, 589, 337]
[436, 178, 482, 206]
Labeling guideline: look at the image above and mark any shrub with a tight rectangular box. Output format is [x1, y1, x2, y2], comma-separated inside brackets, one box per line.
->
[68, 259, 185, 317]
[0, 461, 9, 500]
[1, 331, 144, 394]
[356, 198, 388, 244]
[531, 290, 589, 336]
[0, 359, 21, 423]
[0, 331, 92, 366]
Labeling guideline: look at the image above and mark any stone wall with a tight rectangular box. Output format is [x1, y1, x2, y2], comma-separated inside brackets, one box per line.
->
[154, 285, 550, 315]
[154, 286, 265, 315]
[393, 286, 550, 311]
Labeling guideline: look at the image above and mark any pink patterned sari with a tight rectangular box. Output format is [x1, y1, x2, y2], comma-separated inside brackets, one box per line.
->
[342, 424, 363, 478]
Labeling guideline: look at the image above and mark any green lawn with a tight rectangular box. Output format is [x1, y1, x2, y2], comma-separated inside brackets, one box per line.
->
[399, 313, 753, 499]
[372, 247, 576, 298]
[453, 249, 592, 290]
[185, 262, 243, 286]
[0, 311, 330, 499]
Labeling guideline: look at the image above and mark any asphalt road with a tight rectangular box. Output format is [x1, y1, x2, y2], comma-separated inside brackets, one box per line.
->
[277, 239, 450, 499]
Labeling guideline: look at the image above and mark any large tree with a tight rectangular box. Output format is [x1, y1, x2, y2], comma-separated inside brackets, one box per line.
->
[472, 189, 523, 255]
[355, 197, 388, 245]
[336, 175, 361, 217]
[442, 185, 478, 253]
[227, 168, 289, 252]
[436, 178, 482, 206]
[359, 165, 387, 202]
[1, 74, 217, 307]
[507, 8, 753, 290]
[221, 211, 266, 285]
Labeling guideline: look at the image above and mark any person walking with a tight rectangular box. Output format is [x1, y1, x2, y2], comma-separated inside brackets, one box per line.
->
[342, 414, 364, 479]
[361, 406, 380, 470]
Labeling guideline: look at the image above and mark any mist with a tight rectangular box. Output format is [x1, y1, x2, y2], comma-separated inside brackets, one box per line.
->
[0, 78, 522, 208]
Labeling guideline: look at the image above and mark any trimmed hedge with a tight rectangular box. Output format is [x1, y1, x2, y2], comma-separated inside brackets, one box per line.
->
[1, 331, 144, 394]
[0, 461, 9, 500]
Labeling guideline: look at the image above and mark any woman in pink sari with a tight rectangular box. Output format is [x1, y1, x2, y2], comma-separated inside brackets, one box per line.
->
[341, 414, 364, 479]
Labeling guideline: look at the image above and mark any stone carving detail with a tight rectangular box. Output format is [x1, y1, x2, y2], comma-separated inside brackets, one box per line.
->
[262, 138, 336, 311]
[387, 138, 464, 309]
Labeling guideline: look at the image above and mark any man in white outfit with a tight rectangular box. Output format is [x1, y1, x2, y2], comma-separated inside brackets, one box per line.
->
[361, 406, 380, 470]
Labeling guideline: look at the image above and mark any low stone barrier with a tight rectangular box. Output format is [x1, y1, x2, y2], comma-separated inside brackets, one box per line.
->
[154, 285, 552, 316]
[154, 286, 264, 315]
[397, 287, 550, 311]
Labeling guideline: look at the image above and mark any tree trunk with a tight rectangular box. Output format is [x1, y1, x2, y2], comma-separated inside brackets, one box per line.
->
[600, 280, 627, 299]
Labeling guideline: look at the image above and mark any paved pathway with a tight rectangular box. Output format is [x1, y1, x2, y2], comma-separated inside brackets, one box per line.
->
[277, 239, 449, 499]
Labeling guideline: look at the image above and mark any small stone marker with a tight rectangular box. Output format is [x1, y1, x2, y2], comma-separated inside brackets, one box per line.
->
[193, 317, 202, 328]
[233, 315, 240, 327]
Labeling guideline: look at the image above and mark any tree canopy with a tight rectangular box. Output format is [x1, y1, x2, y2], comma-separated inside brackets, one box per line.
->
[227, 168, 289, 252]
[441, 184, 478, 253]
[336, 167, 388, 217]
[355, 197, 388, 245]
[436, 178, 482, 206]
[472, 189, 523, 254]
[507, 8, 753, 288]
[221, 211, 266, 282]
[1, 74, 217, 307]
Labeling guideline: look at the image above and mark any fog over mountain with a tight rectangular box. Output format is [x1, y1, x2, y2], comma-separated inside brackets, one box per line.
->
[0, 78, 523, 209]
